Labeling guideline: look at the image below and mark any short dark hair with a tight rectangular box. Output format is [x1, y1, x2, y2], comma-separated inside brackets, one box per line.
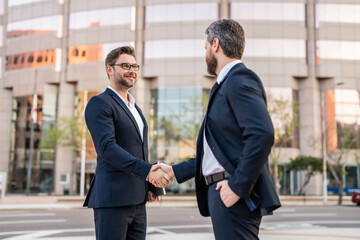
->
[205, 19, 245, 59]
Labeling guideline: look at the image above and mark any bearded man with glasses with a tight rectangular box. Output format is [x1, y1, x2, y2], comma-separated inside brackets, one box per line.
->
[83, 46, 172, 240]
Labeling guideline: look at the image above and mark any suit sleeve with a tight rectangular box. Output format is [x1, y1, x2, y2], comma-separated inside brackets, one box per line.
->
[85, 96, 152, 180]
[225, 71, 274, 199]
[172, 157, 197, 183]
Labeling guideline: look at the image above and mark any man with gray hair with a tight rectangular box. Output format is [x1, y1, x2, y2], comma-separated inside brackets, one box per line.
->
[157, 19, 281, 239]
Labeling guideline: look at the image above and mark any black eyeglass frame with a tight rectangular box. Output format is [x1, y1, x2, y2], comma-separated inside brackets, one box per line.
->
[112, 63, 140, 71]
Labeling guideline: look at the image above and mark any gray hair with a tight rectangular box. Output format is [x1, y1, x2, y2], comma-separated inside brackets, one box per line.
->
[205, 19, 245, 59]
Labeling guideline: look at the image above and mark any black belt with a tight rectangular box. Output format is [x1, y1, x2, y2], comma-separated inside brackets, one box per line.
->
[204, 171, 230, 186]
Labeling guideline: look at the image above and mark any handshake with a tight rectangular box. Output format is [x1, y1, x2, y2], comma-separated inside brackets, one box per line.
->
[148, 163, 175, 188]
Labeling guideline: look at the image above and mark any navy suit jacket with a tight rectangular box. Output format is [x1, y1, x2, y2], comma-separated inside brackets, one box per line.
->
[83, 88, 153, 208]
[173, 63, 281, 216]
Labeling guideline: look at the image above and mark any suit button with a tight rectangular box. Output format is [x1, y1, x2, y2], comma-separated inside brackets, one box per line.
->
[212, 146, 215, 150]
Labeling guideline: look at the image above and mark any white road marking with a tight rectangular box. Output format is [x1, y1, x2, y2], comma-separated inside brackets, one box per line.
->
[0, 219, 66, 225]
[3, 230, 63, 240]
[281, 213, 337, 217]
[275, 208, 296, 213]
[147, 227, 176, 235]
[0, 213, 56, 218]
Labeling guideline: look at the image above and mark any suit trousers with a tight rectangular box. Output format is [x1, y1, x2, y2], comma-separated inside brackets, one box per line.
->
[207, 184, 262, 240]
[94, 204, 146, 240]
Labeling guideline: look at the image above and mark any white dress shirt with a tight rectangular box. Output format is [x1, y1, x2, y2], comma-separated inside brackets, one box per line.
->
[201, 60, 242, 177]
[108, 86, 144, 141]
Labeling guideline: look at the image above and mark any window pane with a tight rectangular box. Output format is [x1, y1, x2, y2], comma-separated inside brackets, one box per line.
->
[8, 0, 47, 7]
[69, 8, 132, 30]
[319, 4, 360, 24]
[146, 3, 217, 23]
[318, 40, 360, 61]
[245, 39, 306, 58]
[6, 49, 56, 70]
[231, 2, 305, 22]
[7, 15, 58, 38]
[145, 39, 205, 59]
[67, 42, 131, 64]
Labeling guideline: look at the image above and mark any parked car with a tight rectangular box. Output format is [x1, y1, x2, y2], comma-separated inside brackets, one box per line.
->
[352, 191, 360, 206]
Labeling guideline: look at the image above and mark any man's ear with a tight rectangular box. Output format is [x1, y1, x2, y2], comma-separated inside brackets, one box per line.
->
[106, 65, 112, 77]
[212, 38, 220, 53]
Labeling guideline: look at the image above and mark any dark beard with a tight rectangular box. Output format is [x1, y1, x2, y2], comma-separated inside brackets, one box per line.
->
[119, 78, 134, 88]
[206, 54, 217, 76]
[115, 72, 136, 88]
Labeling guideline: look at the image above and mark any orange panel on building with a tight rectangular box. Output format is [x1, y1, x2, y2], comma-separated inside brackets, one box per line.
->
[326, 89, 338, 150]
[68, 44, 103, 64]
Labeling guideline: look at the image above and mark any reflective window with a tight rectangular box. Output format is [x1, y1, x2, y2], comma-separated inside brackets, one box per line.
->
[69, 8, 132, 30]
[149, 87, 205, 160]
[318, 4, 360, 24]
[6, 49, 56, 70]
[325, 89, 360, 150]
[7, 15, 58, 38]
[8, 94, 57, 194]
[231, 2, 305, 22]
[68, 42, 131, 64]
[267, 87, 299, 148]
[245, 39, 306, 58]
[145, 39, 205, 59]
[8, 0, 47, 7]
[318, 40, 360, 61]
[146, 3, 218, 23]
[335, 89, 360, 125]
[145, 38, 305, 59]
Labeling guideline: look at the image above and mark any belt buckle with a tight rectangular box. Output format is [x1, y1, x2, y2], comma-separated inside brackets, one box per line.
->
[204, 175, 211, 185]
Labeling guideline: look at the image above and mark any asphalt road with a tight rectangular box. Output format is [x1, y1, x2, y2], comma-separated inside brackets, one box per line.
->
[0, 205, 359, 239]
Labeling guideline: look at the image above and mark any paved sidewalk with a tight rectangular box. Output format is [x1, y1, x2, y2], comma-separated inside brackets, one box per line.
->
[147, 228, 360, 240]
[0, 194, 354, 210]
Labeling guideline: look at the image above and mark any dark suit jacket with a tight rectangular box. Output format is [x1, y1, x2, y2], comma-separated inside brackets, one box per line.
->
[83, 88, 153, 208]
[173, 63, 281, 216]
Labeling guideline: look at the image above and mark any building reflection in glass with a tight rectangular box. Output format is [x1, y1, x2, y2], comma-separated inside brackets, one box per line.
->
[8, 93, 58, 194]
[149, 87, 207, 162]
[73, 91, 99, 195]
[6, 49, 56, 70]
[149, 86, 209, 193]
[7, 15, 58, 38]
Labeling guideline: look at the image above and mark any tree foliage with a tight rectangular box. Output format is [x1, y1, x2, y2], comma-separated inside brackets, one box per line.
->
[287, 155, 323, 195]
[267, 93, 300, 193]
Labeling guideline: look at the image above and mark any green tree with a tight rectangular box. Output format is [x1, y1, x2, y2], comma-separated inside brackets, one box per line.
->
[40, 115, 95, 158]
[327, 122, 358, 205]
[287, 156, 323, 195]
[267, 94, 300, 193]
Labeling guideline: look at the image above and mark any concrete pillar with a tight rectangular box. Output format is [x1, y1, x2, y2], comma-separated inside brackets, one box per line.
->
[298, 0, 322, 157]
[132, 0, 149, 115]
[0, 89, 12, 173]
[54, 0, 75, 195]
[219, 0, 229, 19]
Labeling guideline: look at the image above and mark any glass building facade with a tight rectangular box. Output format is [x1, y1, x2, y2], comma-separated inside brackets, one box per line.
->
[0, 0, 359, 196]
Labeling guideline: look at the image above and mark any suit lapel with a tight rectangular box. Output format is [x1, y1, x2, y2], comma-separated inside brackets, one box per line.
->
[106, 88, 144, 142]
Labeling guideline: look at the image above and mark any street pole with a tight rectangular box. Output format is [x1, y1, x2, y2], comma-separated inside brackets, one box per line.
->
[26, 69, 37, 195]
[321, 91, 327, 204]
[80, 90, 87, 197]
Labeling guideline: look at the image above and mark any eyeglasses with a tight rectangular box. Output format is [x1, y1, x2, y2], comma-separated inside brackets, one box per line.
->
[112, 63, 140, 71]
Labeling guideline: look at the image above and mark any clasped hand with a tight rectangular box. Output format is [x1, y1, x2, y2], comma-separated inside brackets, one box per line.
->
[148, 163, 175, 188]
